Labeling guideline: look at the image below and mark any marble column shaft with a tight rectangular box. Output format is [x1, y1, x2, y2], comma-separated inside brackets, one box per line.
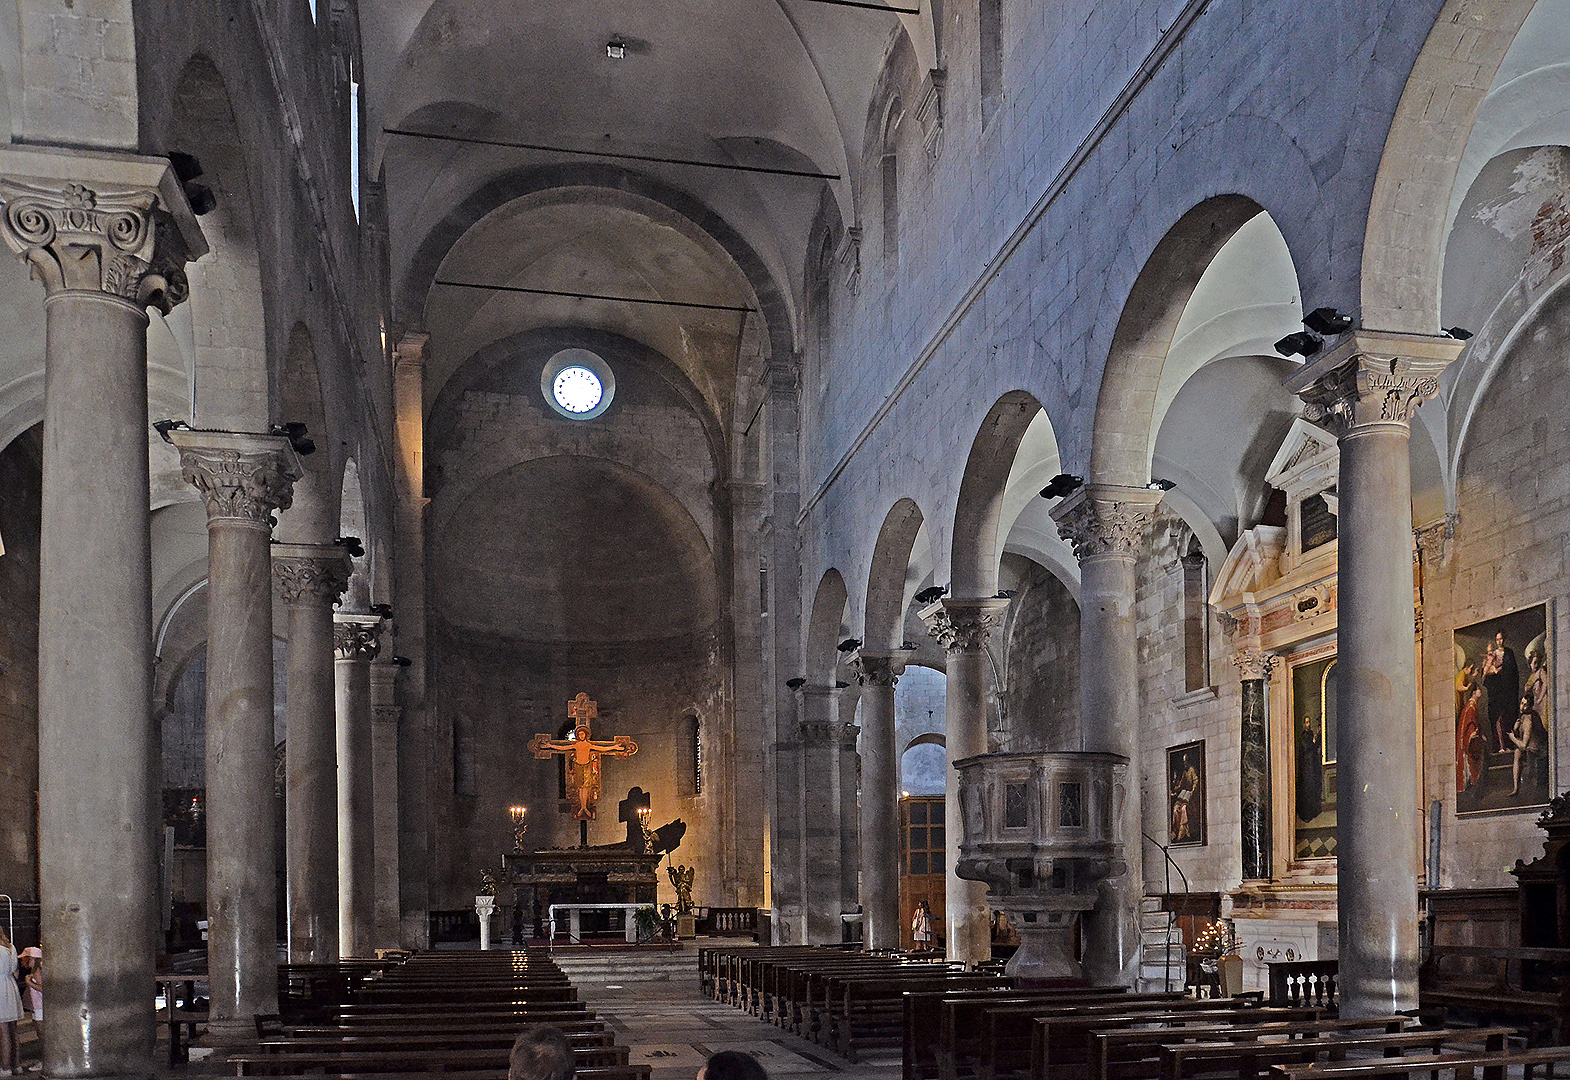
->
[796, 685, 845, 944]
[369, 662, 403, 949]
[172, 429, 301, 1034]
[852, 652, 910, 951]
[273, 544, 352, 962]
[0, 153, 205, 1078]
[1052, 485, 1162, 988]
[1233, 650, 1278, 883]
[1289, 333, 1460, 1017]
[335, 614, 382, 958]
[923, 597, 1010, 967]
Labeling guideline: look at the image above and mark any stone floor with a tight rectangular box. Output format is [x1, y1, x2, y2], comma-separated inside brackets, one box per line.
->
[563, 944, 902, 1080]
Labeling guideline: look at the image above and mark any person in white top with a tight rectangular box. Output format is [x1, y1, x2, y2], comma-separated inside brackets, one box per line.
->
[0, 930, 23, 1075]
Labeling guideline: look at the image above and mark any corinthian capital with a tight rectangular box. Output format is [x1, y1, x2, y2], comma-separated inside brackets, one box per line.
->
[272, 543, 353, 606]
[1231, 649, 1280, 683]
[168, 429, 302, 531]
[334, 613, 384, 662]
[0, 148, 207, 313]
[919, 596, 1010, 654]
[1049, 485, 1163, 560]
[851, 649, 913, 688]
[1286, 331, 1463, 437]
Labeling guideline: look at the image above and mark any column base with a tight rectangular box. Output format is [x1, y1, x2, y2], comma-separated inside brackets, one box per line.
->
[197, 1019, 261, 1048]
[1005, 921, 1082, 982]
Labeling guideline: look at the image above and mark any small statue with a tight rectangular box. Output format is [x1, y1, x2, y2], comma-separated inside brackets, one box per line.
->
[667, 863, 696, 915]
[479, 868, 497, 897]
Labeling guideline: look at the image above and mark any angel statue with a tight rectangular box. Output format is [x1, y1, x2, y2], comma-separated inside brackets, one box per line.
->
[667, 863, 696, 915]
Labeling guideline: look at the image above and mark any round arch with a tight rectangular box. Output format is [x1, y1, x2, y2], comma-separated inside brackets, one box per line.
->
[951, 390, 1043, 598]
[864, 498, 927, 654]
[806, 569, 850, 686]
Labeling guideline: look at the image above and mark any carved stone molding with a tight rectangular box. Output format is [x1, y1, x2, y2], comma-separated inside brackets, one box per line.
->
[799, 719, 842, 746]
[168, 429, 302, 532]
[334, 614, 384, 663]
[393, 331, 429, 368]
[1415, 513, 1459, 571]
[272, 543, 352, 606]
[1231, 649, 1280, 683]
[1286, 331, 1463, 438]
[0, 173, 199, 314]
[837, 226, 863, 293]
[1049, 485, 1164, 561]
[916, 69, 947, 159]
[920, 596, 1010, 654]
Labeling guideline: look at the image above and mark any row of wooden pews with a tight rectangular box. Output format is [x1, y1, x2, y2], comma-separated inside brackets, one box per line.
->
[231, 949, 650, 1080]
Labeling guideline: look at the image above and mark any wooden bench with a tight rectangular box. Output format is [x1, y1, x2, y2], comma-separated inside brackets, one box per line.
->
[1268, 1045, 1570, 1080]
[1420, 945, 1570, 1044]
[830, 973, 1012, 1061]
[1086, 1015, 1410, 1080]
[1023, 1004, 1320, 1080]
[903, 987, 1133, 1080]
[1159, 1027, 1516, 1080]
[933, 992, 1190, 1080]
[232, 1044, 633, 1075]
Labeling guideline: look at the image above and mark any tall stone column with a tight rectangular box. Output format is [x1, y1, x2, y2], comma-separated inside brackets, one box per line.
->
[1052, 485, 1162, 987]
[171, 429, 301, 1037]
[272, 544, 351, 962]
[922, 596, 1010, 966]
[838, 715, 861, 933]
[0, 151, 205, 1077]
[797, 685, 845, 943]
[1288, 331, 1460, 1017]
[335, 613, 383, 957]
[369, 661, 403, 948]
[1232, 649, 1279, 883]
[852, 651, 911, 950]
[391, 333, 432, 947]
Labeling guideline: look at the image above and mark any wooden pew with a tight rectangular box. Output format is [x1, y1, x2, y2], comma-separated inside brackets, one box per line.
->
[232, 1044, 633, 1076]
[1159, 1027, 1516, 1080]
[904, 988, 1133, 1080]
[1085, 1015, 1409, 1080]
[1268, 1045, 1570, 1080]
[1420, 945, 1570, 1043]
[1013, 1000, 1304, 1080]
[829, 973, 1012, 1061]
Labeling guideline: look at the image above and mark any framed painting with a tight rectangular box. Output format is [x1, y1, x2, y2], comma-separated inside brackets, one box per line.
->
[1291, 655, 1337, 862]
[1454, 603, 1552, 816]
[1167, 740, 1206, 846]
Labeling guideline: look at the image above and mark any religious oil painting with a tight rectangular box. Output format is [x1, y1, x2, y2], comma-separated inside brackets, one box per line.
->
[1166, 741, 1206, 846]
[1291, 656, 1337, 861]
[1454, 604, 1552, 816]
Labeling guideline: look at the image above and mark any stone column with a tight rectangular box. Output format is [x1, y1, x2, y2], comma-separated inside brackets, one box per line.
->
[1288, 331, 1460, 1017]
[391, 332, 432, 947]
[1232, 649, 1279, 883]
[171, 429, 301, 1037]
[797, 685, 845, 943]
[370, 661, 403, 949]
[921, 596, 1011, 966]
[272, 544, 351, 962]
[852, 651, 912, 950]
[335, 613, 383, 957]
[1052, 485, 1162, 987]
[0, 151, 205, 1077]
[838, 715, 861, 935]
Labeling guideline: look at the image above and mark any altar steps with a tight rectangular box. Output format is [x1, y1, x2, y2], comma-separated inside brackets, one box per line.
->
[551, 942, 700, 984]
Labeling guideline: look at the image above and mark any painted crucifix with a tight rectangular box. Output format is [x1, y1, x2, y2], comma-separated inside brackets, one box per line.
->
[528, 694, 638, 845]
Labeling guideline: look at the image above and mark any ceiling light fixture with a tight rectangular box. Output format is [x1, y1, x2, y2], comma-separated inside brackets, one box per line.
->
[1275, 330, 1323, 358]
[606, 39, 626, 59]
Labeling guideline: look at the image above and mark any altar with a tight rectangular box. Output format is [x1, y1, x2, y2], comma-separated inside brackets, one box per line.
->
[507, 847, 661, 939]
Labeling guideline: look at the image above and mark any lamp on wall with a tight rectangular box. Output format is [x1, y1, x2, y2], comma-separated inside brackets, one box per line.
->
[1301, 307, 1354, 336]
[1038, 473, 1083, 499]
[1274, 331, 1323, 358]
[837, 638, 862, 653]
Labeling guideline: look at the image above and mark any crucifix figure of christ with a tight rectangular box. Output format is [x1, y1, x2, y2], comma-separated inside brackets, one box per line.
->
[528, 694, 638, 847]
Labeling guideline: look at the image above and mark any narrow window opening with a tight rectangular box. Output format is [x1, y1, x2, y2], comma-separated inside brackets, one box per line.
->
[452, 714, 475, 797]
[881, 154, 899, 260]
[349, 76, 361, 221]
[1181, 539, 1209, 692]
[980, 0, 1003, 126]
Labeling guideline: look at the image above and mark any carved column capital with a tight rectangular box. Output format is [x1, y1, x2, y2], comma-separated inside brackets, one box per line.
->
[799, 719, 842, 746]
[851, 649, 913, 688]
[919, 596, 1010, 654]
[1286, 331, 1463, 438]
[272, 542, 352, 606]
[393, 331, 429, 368]
[1049, 485, 1163, 561]
[1414, 513, 1459, 571]
[334, 613, 384, 662]
[168, 429, 302, 532]
[0, 149, 207, 314]
[1231, 649, 1280, 683]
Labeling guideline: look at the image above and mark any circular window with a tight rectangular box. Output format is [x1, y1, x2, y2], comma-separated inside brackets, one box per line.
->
[541, 349, 615, 420]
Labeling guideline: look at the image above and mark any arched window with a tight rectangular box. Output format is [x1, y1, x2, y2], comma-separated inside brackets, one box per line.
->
[452, 713, 475, 797]
[882, 99, 902, 262]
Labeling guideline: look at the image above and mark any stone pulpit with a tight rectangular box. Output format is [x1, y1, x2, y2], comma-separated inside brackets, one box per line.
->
[953, 750, 1128, 980]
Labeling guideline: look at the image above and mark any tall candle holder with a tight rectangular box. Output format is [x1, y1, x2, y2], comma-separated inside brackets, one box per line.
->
[509, 805, 528, 853]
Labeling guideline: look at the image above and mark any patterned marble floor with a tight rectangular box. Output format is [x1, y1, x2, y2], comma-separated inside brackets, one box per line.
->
[568, 949, 902, 1080]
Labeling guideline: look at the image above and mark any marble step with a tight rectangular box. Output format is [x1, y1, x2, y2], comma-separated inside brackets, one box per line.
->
[551, 946, 699, 984]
